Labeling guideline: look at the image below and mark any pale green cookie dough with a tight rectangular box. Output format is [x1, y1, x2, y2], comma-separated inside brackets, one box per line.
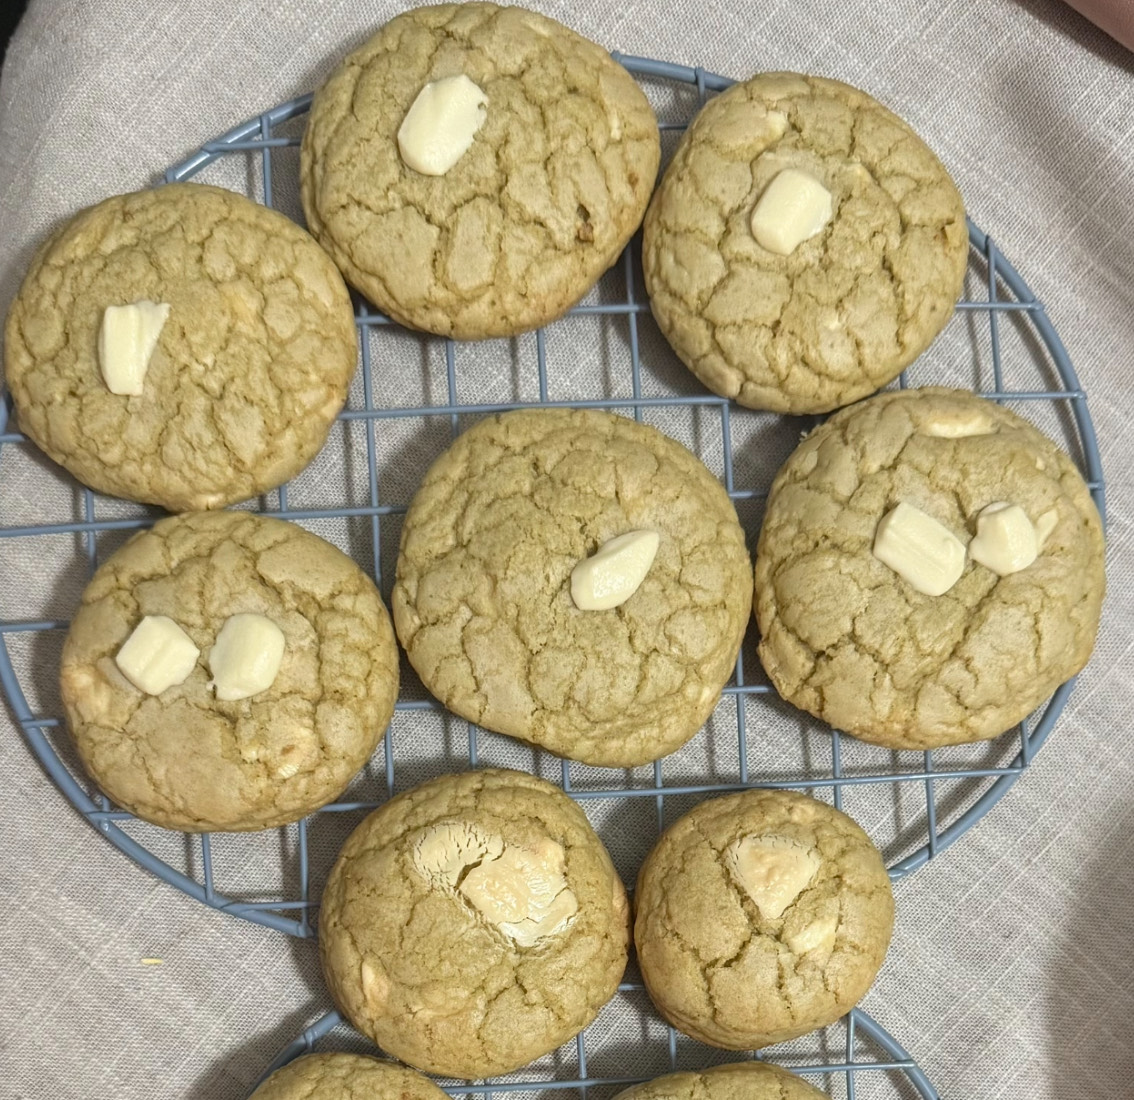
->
[250, 1054, 448, 1100]
[60, 511, 398, 831]
[634, 789, 893, 1049]
[614, 1063, 827, 1100]
[755, 388, 1105, 749]
[391, 408, 753, 767]
[319, 768, 629, 1079]
[300, 2, 660, 339]
[4, 183, 357, 511]
[643, 73, 968, 413]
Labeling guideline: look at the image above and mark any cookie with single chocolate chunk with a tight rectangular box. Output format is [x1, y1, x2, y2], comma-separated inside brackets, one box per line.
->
[634, 789, 893, 1049]
[250, 1054, 448, 1100]
[614, 1062, 827, 1100]
[391, 408, 752, 767]
[4, 183, 356, 511]
[754, 387, 1105, 749]
[319, 768, 629, 1079]
[643, 73, 968, 413]
[301, 2, 660, 338]
[60, 511, 398, 831]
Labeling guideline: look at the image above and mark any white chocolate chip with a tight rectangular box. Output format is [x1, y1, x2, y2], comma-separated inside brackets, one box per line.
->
[459, 837, 578, 947]
[783, 908, 839, 957]
[397, 75, 488, 176]
[207, 613, 286, 701]
[98, 300, 171, 395]
[749, 168, 833, 256]
[725, 835, 822, 920]
[412, 823, 576, 947]
[115, 615, 199, 695]
[412, 821, 503, 888]
[1035, 508, 1059, 550]
[919, 408, 995, 438]
[570, 530, 659, 611]
[968, 502, 1038, 576]
[873, 501, 967, 596]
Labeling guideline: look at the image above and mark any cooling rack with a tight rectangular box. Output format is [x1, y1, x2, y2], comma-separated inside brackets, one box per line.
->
[0, 57, 1105, 953]
[255, 1005, 940, 1100]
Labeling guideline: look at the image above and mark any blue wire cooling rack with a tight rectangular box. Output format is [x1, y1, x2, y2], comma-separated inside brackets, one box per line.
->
[259, 1005, 939, 1100]
[0, 57, 1106, 960]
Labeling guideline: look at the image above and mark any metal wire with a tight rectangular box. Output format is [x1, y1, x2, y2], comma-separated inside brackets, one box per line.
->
[0, 56, 1104, 1095]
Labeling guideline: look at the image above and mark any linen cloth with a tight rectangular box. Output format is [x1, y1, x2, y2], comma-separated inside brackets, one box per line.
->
[1, 1, 1132, 1097]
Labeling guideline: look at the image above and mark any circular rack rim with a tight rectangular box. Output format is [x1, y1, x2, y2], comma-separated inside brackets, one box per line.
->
[255, 1005, 940, 1100]
[0, 54, 1107, 940]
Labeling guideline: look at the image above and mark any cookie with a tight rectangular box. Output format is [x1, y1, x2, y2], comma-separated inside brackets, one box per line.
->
[634, 789, 893, 1049]
[4, 182, 357, 512]
[643, 73, 968, 414]
[319, 768, 629, 1078]
[60, 511, 398, 831]
[250, 1054, 447, 1100]
[391, 408, 752, 767]
[755, 387, 1105, 749]
[614, 1063, 826, 1100]
[300, 2, 660, 339]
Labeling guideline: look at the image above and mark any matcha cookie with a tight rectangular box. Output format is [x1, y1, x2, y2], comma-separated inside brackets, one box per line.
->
[4, 182, 357, 511]
[634, 789, 893, 1049]
[755, 387, 1105, 749]
[60, 511, 398, 831]
[643, 73, 968, 413]
[614, 1063, 826, 1100]
[391, 408, 752, 767]
[250, 1054, 448, 1100]
[300, 2, 660, 339]
[319, 768, 629, 1078]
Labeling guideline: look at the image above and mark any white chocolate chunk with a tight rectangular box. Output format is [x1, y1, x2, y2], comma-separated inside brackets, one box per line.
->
[1035, 508, 1059, 549]
[208, 613, 286, 701]
[750, 168, 833, 255]
[784, 909, 839, 957]
[919, 408, 995, 438]
[98, 300, 171, 395]
[968, 502, 1038, 576]
[460, 838, 578, 947]
[412, 821, 503, 888]
[873, 501, 966, 596]
[571, 530, 660, 611]
[725, 835, 822, 920]
[115, 615, 199, 695]
[397, 75, 488, 176]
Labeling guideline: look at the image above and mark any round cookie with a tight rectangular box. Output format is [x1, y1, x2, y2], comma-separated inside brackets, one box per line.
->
[391, 408, 752, 767]
[4, 182, 357, 511]
[300, 2, 660, 339]
[634, 789, 894, 1049]
[755, 387, 1105, 749]
[250, 1054, 448, 1100]
[319, 768, 629, 1078]
[643, 73, 968, 414]
[60, 511, 398, 831]
[614, 1063, 826, 1100]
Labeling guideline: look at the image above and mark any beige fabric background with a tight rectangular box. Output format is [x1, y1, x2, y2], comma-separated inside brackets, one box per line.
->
[1, 1, 1132, 1097]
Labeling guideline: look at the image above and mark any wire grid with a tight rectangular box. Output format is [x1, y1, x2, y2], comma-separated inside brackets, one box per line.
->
[0, 55, 1105, 1098]
[257, 1005, 939, 1100]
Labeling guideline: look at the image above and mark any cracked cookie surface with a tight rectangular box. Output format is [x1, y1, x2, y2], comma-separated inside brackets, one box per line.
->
[643, 73, 968, 414]
[300, 2, 660, 339]
[755, 388, 1105, 749]
[391, 408, 752, 767]
[250, 1053, 447, 1100]
[614, 1062, 827, 1100]
[634, 789, 893, 1050]
[60, 511, 398, 831]
[319, 768, 629, 1078]
[4, 183, 357, 511]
